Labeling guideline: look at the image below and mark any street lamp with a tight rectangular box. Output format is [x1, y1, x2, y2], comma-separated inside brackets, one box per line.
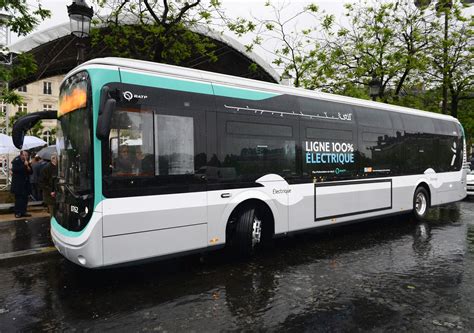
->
[67, 0, 93, 64]
[369, 76, 381, 101]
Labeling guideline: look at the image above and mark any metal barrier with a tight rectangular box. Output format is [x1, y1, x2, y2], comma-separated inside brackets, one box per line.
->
[0, 155, 10, 191]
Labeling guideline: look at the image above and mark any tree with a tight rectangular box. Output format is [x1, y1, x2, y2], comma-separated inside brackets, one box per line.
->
[0, 1, 50, 104]
[91, 0, 228, 66]
[236, 1, 331, 88]
[425, 0, 474, 118]
[319, 0, 433, 101]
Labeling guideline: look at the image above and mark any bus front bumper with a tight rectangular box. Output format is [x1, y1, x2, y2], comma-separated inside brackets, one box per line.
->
[50, 213, 103, 268]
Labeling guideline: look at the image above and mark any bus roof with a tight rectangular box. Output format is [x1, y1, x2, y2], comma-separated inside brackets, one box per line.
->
[69, 57, 458, 124]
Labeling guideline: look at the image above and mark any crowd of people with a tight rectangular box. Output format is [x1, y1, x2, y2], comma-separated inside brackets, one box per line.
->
[10, 150, 57, 218]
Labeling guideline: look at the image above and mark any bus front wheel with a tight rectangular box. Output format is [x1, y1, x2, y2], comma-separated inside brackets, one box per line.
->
[413, 186, 429, 220]
[233, 205, 262, 257]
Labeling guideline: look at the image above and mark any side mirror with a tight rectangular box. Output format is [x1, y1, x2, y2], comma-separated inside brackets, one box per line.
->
[12, 110, 57, 149]
[96, 98, 116, 140]
[96, 85, 117, 141]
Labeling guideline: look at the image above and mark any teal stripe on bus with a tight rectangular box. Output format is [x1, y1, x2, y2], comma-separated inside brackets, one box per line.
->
[87, 68, 122, 209]
[120, 70, 279, 100]
[52, 217, 86, 237]
[212, 84, 278, 100]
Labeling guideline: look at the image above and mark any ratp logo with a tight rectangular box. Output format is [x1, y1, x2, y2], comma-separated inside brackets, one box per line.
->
[123, 91, 134, 101]
[123, 91, 148, 101]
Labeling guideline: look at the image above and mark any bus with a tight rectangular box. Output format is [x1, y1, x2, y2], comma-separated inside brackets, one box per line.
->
[14, 57, 468, 268]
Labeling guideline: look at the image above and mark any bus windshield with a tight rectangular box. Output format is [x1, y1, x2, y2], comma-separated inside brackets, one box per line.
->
[57, 71, 92, 193]
[55, 71, 93, 231]
[56, 109, 92, 193]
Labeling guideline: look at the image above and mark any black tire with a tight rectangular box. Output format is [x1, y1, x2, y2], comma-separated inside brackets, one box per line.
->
[233, 205, 262, 257]
[413, 187, 429, 221]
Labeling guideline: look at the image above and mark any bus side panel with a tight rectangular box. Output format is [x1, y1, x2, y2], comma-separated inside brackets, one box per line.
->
[103, 223, 208, 266]
[314, 180, 392, 221]
[288, 175, 426, 232]
[434, 170, 467, 205]
[102, 194, 207, 237]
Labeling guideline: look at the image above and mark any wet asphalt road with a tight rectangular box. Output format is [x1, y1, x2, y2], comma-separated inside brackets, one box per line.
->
[1, 198, 474, 332]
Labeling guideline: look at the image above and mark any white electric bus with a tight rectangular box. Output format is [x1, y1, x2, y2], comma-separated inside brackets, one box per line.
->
[14, 58, 468, 268]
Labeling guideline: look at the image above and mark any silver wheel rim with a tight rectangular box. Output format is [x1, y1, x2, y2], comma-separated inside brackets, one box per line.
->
[252, 217, 262, 247]
[415, 192, 427, 216]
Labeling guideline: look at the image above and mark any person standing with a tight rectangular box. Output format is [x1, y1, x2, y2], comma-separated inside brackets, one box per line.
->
[10, 150, 32, 218]
[30, 156, 47, 201]
[39, 154, 58, 217]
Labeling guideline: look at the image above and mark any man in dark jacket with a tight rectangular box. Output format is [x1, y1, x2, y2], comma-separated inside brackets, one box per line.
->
[10, 150, 32, 218]
[39, 154, 58, 217]
[30, 156, 47, 201]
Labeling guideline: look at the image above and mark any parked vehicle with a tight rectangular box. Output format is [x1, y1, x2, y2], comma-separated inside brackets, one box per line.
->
[13, 57, 468, 268]
[467, 170, 474, 196]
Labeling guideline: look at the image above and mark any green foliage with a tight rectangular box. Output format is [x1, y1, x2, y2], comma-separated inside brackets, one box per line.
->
[425, 0, 474, 118]
[0, 1, 50, 36]
[234, 1, 328, 87]
[0, 2, 50, 105]
[243, 0, 473, 141]
[91, 0, 223, 65]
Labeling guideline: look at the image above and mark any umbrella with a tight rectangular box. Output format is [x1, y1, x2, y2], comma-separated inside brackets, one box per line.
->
[0, 133, 46, 152]
[22, 136, 47, 150]
[36, 145, 57, 160]
[0, 134, 17, 154]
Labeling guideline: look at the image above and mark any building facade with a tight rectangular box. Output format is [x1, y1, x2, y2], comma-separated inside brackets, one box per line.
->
[10, 75, 63, 144]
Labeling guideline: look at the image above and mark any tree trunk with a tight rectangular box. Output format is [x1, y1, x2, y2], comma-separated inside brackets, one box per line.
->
[441, 10, 450, 115]
[450, 94, 459, 119]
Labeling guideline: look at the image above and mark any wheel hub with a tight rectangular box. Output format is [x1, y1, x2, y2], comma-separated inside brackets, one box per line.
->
[415, 193, 427, 216]
[252, 217, 262, 247]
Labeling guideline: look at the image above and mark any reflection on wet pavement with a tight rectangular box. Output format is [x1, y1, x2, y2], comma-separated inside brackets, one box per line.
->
[0, 218, 52, 254]
[0, 198, 473, 331]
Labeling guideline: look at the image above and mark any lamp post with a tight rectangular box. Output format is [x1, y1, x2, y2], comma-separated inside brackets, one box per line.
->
[67, 0, 93, 65]
[369, 76, 381, 101]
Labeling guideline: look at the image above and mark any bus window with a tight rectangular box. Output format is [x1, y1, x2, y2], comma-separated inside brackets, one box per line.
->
[355, 107, 392, 129]
[216, 113, 297, 183]
[107, 108, 154, 177]
[359, 130, 399, 175]
[154, 114, 194, 176]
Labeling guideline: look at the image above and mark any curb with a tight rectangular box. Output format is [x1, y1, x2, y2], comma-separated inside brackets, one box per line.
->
[0, 246, 57, 262]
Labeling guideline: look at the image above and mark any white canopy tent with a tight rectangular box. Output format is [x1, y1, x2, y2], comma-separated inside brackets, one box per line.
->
[0, 134, 47, 190]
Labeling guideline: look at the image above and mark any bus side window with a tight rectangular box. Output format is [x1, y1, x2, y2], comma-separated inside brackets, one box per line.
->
[107, 108, 154, 177]
[154, 114, 194, 176]
[216, 114, 297, 183]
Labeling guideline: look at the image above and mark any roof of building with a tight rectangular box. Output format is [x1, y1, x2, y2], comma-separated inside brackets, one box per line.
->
[8, 22, 280, 88]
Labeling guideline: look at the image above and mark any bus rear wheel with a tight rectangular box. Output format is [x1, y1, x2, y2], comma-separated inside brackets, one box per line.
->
[413, 186, 429, 220]
[233, 205, 263, 257]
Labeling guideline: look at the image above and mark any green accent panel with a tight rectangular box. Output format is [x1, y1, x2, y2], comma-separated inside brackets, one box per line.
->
[120, 70, 279, 100]
[212, 84, 278, 100]
[52, 217, 85, 237]
[87, 68, 122, 208]
[460, 122, 465, 138]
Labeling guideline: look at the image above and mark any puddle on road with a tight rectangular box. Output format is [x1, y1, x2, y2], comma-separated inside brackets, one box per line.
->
[1, 199, 474, 331]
